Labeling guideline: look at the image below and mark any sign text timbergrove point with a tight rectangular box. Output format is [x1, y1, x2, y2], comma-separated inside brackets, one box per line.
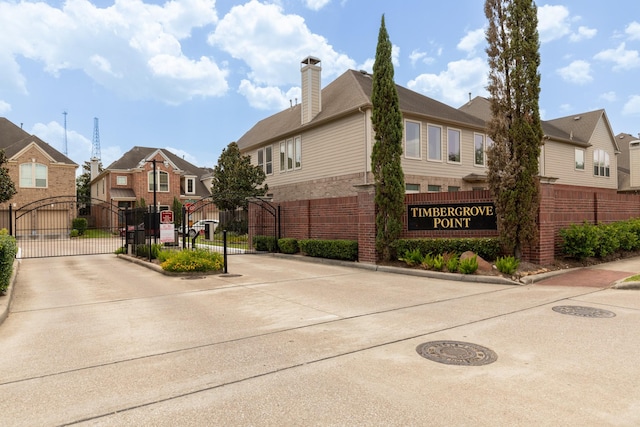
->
[408, 202, 497, 231]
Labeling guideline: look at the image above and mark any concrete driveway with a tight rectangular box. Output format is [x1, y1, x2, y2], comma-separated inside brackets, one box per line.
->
[1, 254, 639, 426]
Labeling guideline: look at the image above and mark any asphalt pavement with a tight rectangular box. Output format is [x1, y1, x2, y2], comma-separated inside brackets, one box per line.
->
[0, 253, 639, 426]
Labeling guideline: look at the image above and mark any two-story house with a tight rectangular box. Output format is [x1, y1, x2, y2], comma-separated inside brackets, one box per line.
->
[237, 57, 619, 202]
[0, 117, 78, 236]
[90, 146, 214, 227]
[616, 132, 640, 193]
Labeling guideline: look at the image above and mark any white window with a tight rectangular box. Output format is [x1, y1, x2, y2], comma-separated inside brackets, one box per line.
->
[447, 128, 461, 163]
[280, 136, 302, 172]
[19, 163, 47, 188]
[185, 177, 195, 194]
[593, 149, 610, 177]
[474, 134, 485, 166]
[294, 137, 301, 169]
[148, 170, 169, 192]
[575, 149, 585, 171]
[258, 146, 273, 175]
[117, 176, 127, 185]
[405, 121, 421, 159]
[427, 125, 442, 161]
[405, 183, 420, 193]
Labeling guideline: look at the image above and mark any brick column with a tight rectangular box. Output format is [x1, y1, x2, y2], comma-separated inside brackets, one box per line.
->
[527, 179, 556, 265]
[354, 184, 377, 263]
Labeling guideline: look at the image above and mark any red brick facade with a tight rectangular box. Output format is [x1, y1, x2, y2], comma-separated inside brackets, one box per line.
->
[250, 183, 640, 265]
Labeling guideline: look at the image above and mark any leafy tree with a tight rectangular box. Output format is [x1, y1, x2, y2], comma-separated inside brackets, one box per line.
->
[0, 150, 16, 203]
[485, 0, 543, 258]
[210, 142, 267, 213]
[370, 15, 405, 262]
[76, 160, 102, 203]
[172, 197, 183, 230]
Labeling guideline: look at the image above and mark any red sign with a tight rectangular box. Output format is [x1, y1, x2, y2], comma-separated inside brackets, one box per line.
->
[184, 203, 194, 213]
[160, 210, 174, 224]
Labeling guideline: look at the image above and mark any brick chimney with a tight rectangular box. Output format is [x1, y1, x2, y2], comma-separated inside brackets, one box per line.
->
[300, 56, 321, 125]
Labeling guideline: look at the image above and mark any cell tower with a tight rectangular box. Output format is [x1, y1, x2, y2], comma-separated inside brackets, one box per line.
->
[91, 117, 101, 160]
[63, 111, 68, 155]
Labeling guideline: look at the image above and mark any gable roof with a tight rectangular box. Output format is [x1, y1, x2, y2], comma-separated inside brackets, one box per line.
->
[0, 117, 77, 165]
[237, 69, 486, 151]
[104, 146, 213, 197]
[459, 96, 617, 149]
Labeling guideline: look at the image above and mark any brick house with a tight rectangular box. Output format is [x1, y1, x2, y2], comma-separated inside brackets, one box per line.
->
[237, 57, 619, 202]
[90, 146, 214, 227]
[0, 117, 78, 235]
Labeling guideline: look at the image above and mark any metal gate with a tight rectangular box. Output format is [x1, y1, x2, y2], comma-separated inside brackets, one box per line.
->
[9, 196, 124, 258]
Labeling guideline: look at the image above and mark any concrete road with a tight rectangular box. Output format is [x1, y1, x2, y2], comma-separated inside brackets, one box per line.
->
[1, 254, 639, 426]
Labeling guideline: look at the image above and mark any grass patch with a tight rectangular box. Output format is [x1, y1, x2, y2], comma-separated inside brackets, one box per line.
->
[624, 274, 640, 282]
[159, 249, 224, 273]
[80, 229, 118, 238]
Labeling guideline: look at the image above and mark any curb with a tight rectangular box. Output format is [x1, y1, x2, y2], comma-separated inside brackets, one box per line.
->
[0, 259, 21, 326]
[612, 280, 640, 290]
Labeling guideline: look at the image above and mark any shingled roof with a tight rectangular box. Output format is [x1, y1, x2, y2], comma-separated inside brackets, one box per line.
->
[0, 117, 77, 165]
[459, 96, 613, 149]
[104, 146, 213, 197]
[237, 69, 486, 151]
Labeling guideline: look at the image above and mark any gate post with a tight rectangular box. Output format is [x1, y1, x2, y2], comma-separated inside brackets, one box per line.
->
[8, 204, 12, 236]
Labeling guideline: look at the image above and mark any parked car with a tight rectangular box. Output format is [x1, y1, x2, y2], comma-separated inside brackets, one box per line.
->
[190, 219, 219, 236]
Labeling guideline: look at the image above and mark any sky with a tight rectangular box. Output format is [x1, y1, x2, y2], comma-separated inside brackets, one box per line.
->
[1, 0, 639, 172]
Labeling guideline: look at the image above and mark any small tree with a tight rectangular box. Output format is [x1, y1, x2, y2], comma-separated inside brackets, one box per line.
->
[210, 142, 268, 216]
[0, 150, 16, 204]
[172, 197, 183, 230]
[370, 15, 405, 261]
[485, 0, 543, 258]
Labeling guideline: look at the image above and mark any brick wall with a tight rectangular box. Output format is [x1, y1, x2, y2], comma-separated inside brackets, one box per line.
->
[249, 183, 640, 266]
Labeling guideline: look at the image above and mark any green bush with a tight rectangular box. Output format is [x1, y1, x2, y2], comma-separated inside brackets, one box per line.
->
[393, 238, 501, 262]
[594, 224, 619, 257]
[444, 252, 459, 273]
[278, 238, 299, 254]
[0, 234, 17, 293]
[400, 248, 423, 266]
[72, 218, 88, 236]
[299, 239, 358, 261]
[135, 243, 162, 259]
[559, 222, 597, 260]
[69, 229, 80, 238]
[253, 235, 277, 252]
[459, 255, 479, 274]
[421, 253, 434, 269]
[160, 249, 224, 273]
[495, 255, 520, 275]
[431, 254, 444, 271]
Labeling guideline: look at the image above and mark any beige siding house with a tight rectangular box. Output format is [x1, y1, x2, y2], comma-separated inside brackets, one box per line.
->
[237, 58, 620, 202]
[616, 132, 640, 193]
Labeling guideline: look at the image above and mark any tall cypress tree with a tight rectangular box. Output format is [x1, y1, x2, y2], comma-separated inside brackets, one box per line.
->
[0, 150, 16, 204]
[371, 15, 405, 262]
[485, 0, 543, 258]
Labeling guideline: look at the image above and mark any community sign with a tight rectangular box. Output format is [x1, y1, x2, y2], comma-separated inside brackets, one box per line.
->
[408, 202, 497, 231]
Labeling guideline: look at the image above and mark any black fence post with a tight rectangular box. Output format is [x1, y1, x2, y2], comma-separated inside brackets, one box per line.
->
[182, 205, 186, 250]
[223, 230, 228, 274]
[8, 204, 12, 236]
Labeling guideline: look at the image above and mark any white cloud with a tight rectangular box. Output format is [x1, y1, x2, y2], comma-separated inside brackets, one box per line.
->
[626, 21, 640, 40]
[409, 49, 435, 67]
[0, 0, 225, 104]
[209, 0, 355, 88]
[569, 26, 597, 42]
[407, 57, 489, 106]
[622, 95, 640, 116]
[304, 0, 331, 11]
[238, 79, 300, 110]
[538, 5, 571, 43]
[30, 121, 92, 167]
[557, 60, 592, 84]
[391, 44, 400, 67]
[0, 100, 11, 114]
[594, 43, 640, 71]
[600, 91, 617, 102]
[457, 28, 485, 55]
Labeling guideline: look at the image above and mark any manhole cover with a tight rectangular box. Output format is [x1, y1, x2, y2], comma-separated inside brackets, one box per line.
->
[416, 341, 498, 366]
[220, 274, 242, 278]
[552, 305, 616, 318]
